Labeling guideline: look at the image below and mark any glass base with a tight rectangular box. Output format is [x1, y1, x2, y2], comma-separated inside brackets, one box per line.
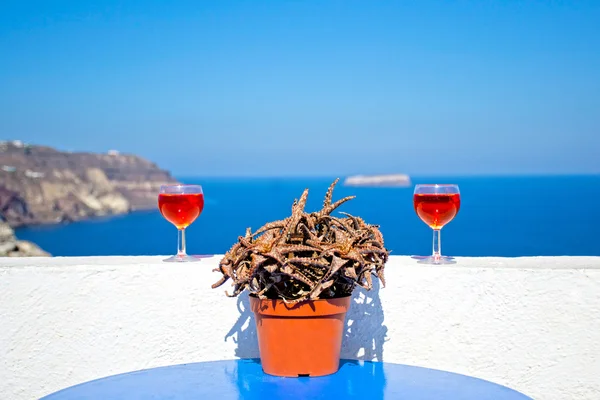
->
[411, 255, 456, 265]
[163, 254, 210, 263]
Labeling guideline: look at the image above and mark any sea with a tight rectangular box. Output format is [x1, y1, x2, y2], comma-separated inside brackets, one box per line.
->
[14, 175, 600, 258]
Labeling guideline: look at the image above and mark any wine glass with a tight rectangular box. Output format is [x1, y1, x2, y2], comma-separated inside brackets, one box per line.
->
[158, 184, 204, 262]
[412, 184, 461, 264]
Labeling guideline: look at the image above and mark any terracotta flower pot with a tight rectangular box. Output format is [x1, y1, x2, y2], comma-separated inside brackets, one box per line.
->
[249, 295, 351, 377]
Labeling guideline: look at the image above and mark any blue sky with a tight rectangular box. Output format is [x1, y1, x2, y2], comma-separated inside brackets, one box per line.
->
[1, 1, 599, 176]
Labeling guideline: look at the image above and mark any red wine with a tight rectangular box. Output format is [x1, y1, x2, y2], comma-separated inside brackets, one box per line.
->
[413, 193, 461, 229]
[158, 193, 204, 229]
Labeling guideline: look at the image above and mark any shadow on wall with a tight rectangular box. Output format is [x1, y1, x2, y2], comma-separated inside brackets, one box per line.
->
[342, 279, 387, 361]
[225, 280, 387, 361]
[224, 292, 260, 359]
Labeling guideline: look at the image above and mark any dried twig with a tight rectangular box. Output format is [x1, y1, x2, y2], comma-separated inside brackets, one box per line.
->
[212, 179, 389, 302]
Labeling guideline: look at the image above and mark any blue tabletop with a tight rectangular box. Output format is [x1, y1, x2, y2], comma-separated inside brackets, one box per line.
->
[41, 359, 532, 400]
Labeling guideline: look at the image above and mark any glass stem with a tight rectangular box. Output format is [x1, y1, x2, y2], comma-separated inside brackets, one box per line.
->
[432, 229, 441, 259]
[177, 228, 187, 256]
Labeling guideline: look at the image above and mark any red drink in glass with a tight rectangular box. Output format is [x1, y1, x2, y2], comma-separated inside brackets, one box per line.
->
[158, 184, 204, 262]
[158, 193, 205, 229]
[412, 184, 461, 265]
[413, 193, 461, 230]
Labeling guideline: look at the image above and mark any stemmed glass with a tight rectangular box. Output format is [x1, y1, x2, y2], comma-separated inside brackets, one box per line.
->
[158, 184, 204, 262]
[412, 184, 461, 264]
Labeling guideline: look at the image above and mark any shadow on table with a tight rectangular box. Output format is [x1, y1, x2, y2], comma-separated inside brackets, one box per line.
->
[225, 279, 387, 361]
[227, 359, 386, 400]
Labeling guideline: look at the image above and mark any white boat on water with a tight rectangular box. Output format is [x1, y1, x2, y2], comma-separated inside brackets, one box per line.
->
[343, 174, 412, 187]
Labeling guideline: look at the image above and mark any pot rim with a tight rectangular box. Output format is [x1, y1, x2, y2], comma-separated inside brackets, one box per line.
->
[249, 294, 351, 317]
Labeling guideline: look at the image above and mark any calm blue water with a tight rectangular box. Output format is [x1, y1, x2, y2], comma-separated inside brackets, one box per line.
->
[15, 176, 600, 257]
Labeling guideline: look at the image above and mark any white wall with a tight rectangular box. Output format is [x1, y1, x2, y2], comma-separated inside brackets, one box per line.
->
[1, 256, 599, 400]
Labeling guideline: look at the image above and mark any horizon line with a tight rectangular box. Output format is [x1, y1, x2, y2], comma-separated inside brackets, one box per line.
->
[175, 172, 600, 179]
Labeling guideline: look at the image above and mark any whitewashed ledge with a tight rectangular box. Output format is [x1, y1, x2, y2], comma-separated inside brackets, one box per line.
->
[1, 256, 600, 400]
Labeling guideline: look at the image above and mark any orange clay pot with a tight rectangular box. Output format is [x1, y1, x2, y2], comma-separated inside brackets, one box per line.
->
[249, 295, 351, 377]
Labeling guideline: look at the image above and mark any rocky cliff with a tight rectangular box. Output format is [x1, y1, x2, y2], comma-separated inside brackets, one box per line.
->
[0, 221, 49, 256]
[0, 141, 178, 255]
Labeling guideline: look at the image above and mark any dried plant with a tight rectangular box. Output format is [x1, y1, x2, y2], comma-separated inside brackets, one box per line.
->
[212, 179, 389, 303]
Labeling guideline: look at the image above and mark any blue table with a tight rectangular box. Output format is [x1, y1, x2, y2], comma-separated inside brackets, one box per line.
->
[41, 359, 532, 399]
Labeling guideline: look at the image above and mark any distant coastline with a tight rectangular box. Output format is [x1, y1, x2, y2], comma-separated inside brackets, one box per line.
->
[0, 140, 177, 227]
[344, 174, 412, 187]
[0, 140, 177, 256]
